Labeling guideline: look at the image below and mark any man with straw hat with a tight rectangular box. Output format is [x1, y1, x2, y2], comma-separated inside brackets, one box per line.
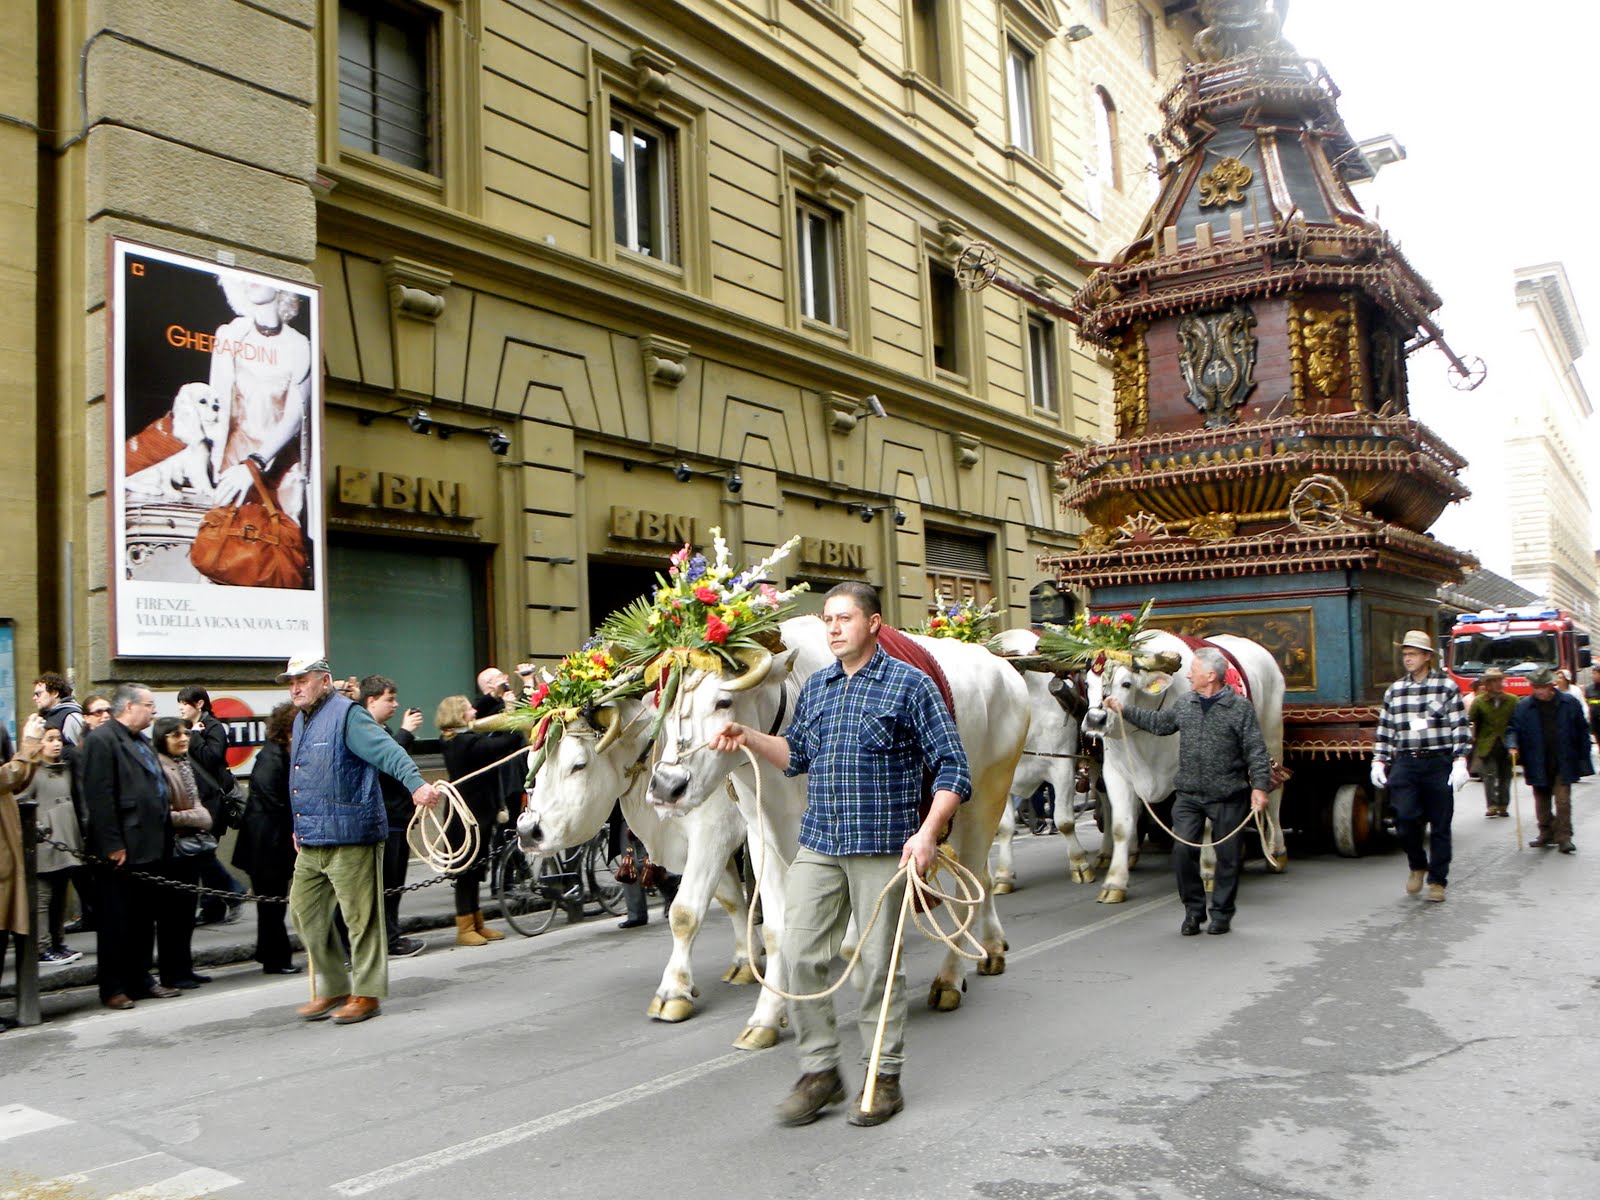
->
[1371, 629, 1471, 902]
[278, 653, 439, 1025]
[1470, 669, 1516, 818]
[710, 581, 969, 1129]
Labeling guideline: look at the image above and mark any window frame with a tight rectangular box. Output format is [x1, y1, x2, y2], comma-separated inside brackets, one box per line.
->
[924, 251, 977, 387]
[609, 107, 679, 266]
[1093, 86, 1123, 193]
[1004, 38, 1039, 159]
[1026, 313, 1062, 418]
[337, 0, 435, 174]
[1139, 8, 1158, 77]
[795, 198, 843, 329]
[318, 0, 482, 212]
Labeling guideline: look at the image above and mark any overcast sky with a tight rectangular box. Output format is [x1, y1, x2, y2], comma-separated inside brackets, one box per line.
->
[1280, 2, 1598, 578]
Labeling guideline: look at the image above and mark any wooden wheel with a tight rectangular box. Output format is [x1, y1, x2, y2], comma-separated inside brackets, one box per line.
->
[955, 242, 998, 291]
[1288, 474, 1351, 533]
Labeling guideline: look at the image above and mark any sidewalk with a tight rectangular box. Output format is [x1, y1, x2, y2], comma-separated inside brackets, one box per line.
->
[0, 855, 614, 1003]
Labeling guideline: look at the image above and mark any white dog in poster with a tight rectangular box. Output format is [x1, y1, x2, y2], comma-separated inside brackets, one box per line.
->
[124, 382, 227, 501]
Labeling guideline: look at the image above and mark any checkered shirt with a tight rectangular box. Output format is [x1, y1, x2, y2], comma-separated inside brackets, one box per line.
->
[784, 646, 971, 856]
[1373, 669, 1471, 761]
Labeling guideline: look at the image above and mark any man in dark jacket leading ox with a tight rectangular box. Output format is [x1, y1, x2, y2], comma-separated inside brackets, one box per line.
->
[1105, 646, 1272, 937]
[1507, 666, 1592, 854]
[279, 654, 438, 1025]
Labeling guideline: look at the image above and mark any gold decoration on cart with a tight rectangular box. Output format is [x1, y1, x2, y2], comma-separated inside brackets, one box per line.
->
[1111, 325, 1150, 437]
[1287, 473, 1357, 533]
[1115, 511, 1171, 545]
[1197, 156, 1254, 208]
[1188, 511, 1239, 543]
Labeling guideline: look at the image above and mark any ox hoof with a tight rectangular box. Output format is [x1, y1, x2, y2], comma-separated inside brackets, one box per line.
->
[646, 995, 662, 1018]
[722, 962, 760, 986]
[992, 879, 1015, 895]
[1265, 853, 1289, 874]
[928, 984, 964, 1012]
[977, 953, 1006, 977]
[652, 996, 696, 1023]
[1070, 865, 1097, 884]
[1096, 887, 1126, 904]
[1094, 856, 1111, 873]
[733, 1025, 780, 1051]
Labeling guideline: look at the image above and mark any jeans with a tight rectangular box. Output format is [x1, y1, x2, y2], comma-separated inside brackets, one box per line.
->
[1389, 755, 1454, 885]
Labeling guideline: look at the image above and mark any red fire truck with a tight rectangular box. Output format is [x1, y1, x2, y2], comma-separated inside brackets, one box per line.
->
[1446, 607, 1592, 696]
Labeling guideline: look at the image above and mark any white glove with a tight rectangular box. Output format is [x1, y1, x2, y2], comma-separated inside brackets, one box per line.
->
[1370, 760, 1388, 790]
[1449, 758, 1470, 792]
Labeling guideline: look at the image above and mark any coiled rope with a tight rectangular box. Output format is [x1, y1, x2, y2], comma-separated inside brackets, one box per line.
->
[407, 744, 532, 874]
[1134, 794, 1283, 870]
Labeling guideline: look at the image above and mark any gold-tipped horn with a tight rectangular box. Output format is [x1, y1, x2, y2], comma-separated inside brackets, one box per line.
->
[592, 703, 624, 755]
[1133, 650, 1182, 674]
[721, 647, 774, 692]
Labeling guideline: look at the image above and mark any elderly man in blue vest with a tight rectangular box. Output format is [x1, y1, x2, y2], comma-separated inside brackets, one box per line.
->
[279, 653, 439, 1024]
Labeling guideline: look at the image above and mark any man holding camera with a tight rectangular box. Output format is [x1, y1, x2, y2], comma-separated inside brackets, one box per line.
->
[361, 675, 427, 958]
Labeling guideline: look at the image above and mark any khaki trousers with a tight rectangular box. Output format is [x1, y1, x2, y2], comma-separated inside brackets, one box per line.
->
[781, 847, 908, 1078]
[290, 843, 388, 999]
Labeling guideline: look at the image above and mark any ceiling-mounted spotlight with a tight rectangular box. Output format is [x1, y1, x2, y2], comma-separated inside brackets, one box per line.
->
[726, 469, 743, 494]
[863, 394, 887, 419]
[673, 462, 693, 483]
[858, 504, 875, 524]
[1064, 23, 1094, 43]
[407, 408, 432, 435]
[487, 429, 511, 456]
[893, 507, 907, 527]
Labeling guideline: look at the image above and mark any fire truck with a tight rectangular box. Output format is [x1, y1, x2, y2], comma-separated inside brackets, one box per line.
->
[1446, 607, 1592, 696]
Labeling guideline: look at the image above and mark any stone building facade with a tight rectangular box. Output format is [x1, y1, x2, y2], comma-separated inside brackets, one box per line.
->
[7, 0, 1199, 732]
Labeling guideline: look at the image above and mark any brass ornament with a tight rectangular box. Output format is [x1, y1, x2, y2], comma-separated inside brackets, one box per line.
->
[1111, 325, 1150, 438]
[1079, 524, 1120, 553]
[1115, 511, 1170, 545]
[1197, 157, 1254, 208]
[1188, 511, 1239, 542]
[1299, 307, 1351, 397]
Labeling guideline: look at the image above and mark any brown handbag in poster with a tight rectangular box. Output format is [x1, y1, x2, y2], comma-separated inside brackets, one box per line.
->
[189, 461, 308, 589]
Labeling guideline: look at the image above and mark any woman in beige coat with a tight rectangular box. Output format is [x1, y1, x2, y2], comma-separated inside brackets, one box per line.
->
[2, 714, 45, 1010]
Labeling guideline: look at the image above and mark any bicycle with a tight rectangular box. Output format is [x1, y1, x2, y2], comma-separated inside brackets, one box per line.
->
[495, 828, 626, 936]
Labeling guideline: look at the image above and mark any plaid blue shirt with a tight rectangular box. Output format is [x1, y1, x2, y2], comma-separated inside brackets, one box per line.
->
[1374, 669, 1471, 761]
[784, 646, 970, 856]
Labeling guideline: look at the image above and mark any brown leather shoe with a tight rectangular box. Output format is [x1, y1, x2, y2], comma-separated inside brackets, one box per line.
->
[103, 994, 135, 1011]
[140, 985, 181, 999]
[775, 1068, 846, 1126]
[297, 994, 349, 1022]
[332, 996, 382, 1025]
[847, 1073, 904, 1127]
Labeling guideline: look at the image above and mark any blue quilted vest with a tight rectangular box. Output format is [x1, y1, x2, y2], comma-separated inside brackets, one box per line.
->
[290, 694, 388, 846]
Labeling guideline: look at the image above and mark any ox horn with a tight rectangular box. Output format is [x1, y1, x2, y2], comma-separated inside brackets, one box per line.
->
[591, 703, 624, 755]
[1133, 650, 1183, 674]
[721, 647, 774, 692]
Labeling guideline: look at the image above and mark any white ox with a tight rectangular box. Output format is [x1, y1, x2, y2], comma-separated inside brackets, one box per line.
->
[513, 699, 788, 1050]
[1079, 630, 1288, 902]
[646, 615, 1031, 1012]
[988, 628, 1096, 893]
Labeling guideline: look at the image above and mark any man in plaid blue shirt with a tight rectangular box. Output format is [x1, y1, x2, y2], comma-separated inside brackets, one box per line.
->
[1371, 629, 1471, 902]
[712, 581, 969, 1129]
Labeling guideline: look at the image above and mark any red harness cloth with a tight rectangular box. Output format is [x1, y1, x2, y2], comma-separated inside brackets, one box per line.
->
[877, 625, 957, 719]
[1175, 634, 1249, 701]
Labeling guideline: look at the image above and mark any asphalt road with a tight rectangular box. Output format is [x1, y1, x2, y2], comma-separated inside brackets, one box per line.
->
[3, 782, 1595, 1200]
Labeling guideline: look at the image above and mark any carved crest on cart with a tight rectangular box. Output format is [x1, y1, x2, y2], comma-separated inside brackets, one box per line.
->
[1197, 157, 1254, 208]
[1178, 304, 1258, 427]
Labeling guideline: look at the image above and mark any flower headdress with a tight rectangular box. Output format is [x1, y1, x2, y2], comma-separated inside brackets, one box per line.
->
[1026, 599, 1158, 670]
[914, 592, 1000, 643]
[599, 529, 808, 735]
[481, 637, 644, 780]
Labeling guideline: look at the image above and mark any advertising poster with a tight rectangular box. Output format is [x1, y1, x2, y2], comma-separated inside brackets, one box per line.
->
[150, 687, 289, 778]
[109, 240, 325, 659]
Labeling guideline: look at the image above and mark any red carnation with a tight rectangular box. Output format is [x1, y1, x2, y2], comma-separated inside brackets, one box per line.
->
[1120, 612, 1136, 623]
[705, 611, 730, 644]
[694, 586, 720, 604]
[527, 681, 550, 710]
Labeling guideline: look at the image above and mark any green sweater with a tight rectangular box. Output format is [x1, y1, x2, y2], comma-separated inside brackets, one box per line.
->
[1470, 692, 1516, 759]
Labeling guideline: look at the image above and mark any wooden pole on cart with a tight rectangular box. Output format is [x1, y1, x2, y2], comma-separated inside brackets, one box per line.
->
[1510, 749, 1524, 848]
[861, 877, 915, 1116]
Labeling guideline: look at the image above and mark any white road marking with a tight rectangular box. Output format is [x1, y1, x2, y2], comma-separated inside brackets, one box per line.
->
[330, 1051, 754, 1195]
[1009, 894, 1177, 963]
[331, 894, 1175, 1195]
[106, 1167, 242, 1198]
[0, 1103, 73, 1141]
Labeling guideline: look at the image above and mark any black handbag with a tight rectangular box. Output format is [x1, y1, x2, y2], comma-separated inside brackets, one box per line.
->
[174, 831, 220, 857]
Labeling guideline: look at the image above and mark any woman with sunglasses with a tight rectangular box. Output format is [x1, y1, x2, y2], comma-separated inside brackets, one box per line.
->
[151, 717, 216, 990]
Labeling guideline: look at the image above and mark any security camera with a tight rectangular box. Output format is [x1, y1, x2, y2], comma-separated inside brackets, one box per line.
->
[893, 507, 907, 527]
[487, 429, 511, 456]
[407, 408, 432, 434]
[864, 394, 887, 419]
[726, 470, 743, 494]
[673, 462, 693, 483]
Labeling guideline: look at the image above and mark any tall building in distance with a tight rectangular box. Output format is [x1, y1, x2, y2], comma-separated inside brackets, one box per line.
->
[1504, 263, 1597, 619]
